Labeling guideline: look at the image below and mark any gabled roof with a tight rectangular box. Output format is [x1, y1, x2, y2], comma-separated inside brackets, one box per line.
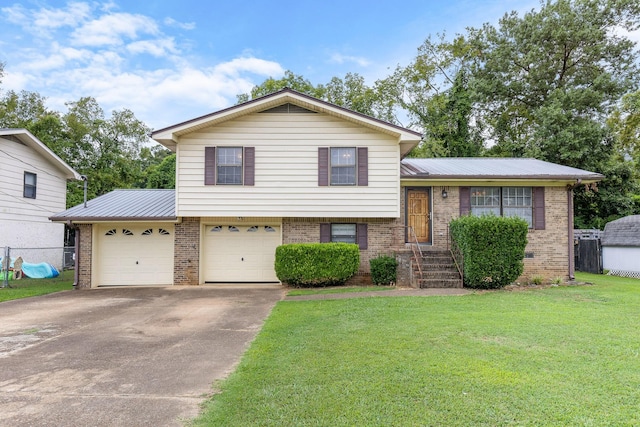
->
[49, 189, 176, 222]
[0, 128, 81, 180]
[602, 215, 640, 247]
[401, 158, 604, 182]
[151, 88, 422, 157]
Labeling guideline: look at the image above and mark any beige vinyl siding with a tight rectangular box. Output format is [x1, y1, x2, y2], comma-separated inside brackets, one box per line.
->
[176, 113, 401, 218]
[0, 137, 68, 223]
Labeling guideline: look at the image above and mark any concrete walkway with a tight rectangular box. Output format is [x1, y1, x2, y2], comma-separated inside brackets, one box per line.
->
[0, 286, 284, 426]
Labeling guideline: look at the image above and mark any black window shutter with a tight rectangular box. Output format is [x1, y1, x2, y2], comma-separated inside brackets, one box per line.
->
[320, 223, 331, 242]
[357, 223, 368, 250]
[357, 147, 368, 186]
[244, 147, 255, 186]
[205, 147, 216, 185]
[318, 148, 329, 186]
[459, 187, 471, 216]
[534, 187, 545, 230]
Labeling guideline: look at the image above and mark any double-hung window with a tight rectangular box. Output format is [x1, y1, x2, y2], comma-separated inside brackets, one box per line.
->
[470, 187, 533, 227]
[330, 147, 356, 185]
[217, 147, 243, 185]
[318, 147, 368, 186]
[204, 146, 255, 186]
[24, 172, 37, 199]
[330, 223, 357, 243]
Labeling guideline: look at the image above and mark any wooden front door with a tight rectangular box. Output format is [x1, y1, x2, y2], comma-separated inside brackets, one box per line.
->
[407, 189, 431, 244]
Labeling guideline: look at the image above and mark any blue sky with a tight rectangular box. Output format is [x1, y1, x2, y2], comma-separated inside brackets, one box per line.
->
[0, 0, 614, 130]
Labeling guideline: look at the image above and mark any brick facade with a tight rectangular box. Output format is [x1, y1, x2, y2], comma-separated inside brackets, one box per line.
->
[76, 224, 92, 289]
[174, 217, 200, 285]
[282, 217, 402, 284]
[402, 185, 571, 282]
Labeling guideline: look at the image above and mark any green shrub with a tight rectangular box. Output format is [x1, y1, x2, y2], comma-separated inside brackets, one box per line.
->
[370, 255, 398, 286]
[530, 275, 545, 285]
[275, 243, 359, 287]
[450, 215, 528, 289]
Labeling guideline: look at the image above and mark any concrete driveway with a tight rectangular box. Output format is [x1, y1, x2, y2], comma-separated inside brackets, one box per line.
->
[0, 285, 283, 426]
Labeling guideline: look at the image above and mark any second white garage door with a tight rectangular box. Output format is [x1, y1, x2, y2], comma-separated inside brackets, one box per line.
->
[203, 224, 281, 283]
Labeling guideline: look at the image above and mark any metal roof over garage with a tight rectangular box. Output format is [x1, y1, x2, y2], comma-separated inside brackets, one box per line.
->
[401, 158, 604, 182]
[50, 189, 176, 222]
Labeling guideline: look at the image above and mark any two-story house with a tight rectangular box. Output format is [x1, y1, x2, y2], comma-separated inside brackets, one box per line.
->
[50, 89, 603, 288]
[1, 129, 81, 270]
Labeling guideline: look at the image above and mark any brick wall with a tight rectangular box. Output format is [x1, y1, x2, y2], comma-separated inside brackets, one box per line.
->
[76, 224, 92, 289]
[282, 217, 401, 284]
[174, 217, 200, 285]
[419, 185, 571, 282]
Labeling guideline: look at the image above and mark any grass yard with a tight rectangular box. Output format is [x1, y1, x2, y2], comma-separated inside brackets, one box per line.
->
[193, 272, 640, 426]
[287, 285, 395, 296]
[0, 269, 74, 302]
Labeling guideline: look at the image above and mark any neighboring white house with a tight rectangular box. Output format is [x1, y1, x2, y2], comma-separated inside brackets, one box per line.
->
[0, 129, 81, 269]
[602, 215, 640, 279]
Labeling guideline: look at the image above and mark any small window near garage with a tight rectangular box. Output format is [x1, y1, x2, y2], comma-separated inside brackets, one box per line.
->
[331, 224, 357, 244]
[158, 228, 170, 235]
[210, 226, 222, 232]
[265, 226, 276, 232]
[23, 172, 37, 199]
[122, 229, 134, 236]
[105, 229, 117, 236]
[142, 229, 153, 235]
[228, 226, 239, 232]
[247, 226, 259, 232]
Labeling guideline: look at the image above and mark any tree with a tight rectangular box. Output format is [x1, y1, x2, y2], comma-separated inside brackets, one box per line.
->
[236, 70, 397, 122]
[236, 70, 325, 104]
[61, 97, 152, 206]
[467, 0, 640, 227]
[144, 153, 176, 189]
[378, 34, 483, 157]
[469, 0, 639, 163]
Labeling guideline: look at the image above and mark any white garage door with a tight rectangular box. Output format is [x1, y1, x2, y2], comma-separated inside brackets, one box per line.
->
[96, 224, 174, 286]
[203, 224, 281, 283]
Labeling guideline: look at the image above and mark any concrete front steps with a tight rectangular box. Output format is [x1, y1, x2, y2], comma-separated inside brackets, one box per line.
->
[412, 250, 463, 288]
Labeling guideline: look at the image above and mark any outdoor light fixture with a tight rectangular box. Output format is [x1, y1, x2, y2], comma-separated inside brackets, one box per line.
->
[441, 189, 448, 199]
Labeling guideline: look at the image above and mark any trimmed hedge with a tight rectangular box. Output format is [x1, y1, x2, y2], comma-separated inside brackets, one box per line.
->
[275, 243, 360, 287]
[450, 215, 528, 289]
[370, 255, 398, 285]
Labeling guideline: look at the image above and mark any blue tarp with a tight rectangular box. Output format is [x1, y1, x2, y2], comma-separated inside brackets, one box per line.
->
[0, 257, 59, 279]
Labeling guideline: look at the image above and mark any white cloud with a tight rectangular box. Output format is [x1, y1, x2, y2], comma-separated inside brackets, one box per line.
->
[164, 17, 196, 31]
[1, 4, 28, 25]
[70, 13, 159, 46]
[0, 2, 285, 129]
[33, 2, 92, 29]
[127, 38, 178, 57]
[329, 53, 371, 67]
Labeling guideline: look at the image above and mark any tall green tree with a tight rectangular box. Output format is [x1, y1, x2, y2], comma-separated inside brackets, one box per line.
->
[468, 0, 640, 227]
[61, 97, 152, 206]
[378, 34, 483, 157]
[236, 70, 397, 122]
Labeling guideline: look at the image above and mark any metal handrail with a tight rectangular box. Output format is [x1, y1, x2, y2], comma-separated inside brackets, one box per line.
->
[406, 226, 423, 280]
[447, 225, 464, 284]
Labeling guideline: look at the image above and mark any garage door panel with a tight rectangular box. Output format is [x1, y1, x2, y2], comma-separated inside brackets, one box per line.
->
[96, 224, 174, 286]
[203, 225, 280, 283]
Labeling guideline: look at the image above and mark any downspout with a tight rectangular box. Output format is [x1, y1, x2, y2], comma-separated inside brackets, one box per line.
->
[568, 188, 575, 280]
[69, 220, 79, 289]
[567, 179, 581, 281]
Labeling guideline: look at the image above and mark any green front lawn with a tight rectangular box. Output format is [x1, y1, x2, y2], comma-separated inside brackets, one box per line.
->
[193, 272, 640, 426]
[0, 269, 74, 302]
